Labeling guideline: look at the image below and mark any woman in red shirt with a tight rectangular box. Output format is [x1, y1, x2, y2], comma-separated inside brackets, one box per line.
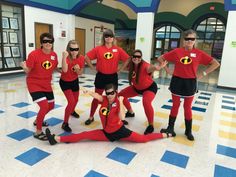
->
[119, 49, 167, 135]
[59, 40, 85, 132]
[158, 29, 220, 141]
[84, 29, 130, 125]
[20, 33, 58, 141]
[45, 83, 173, 145]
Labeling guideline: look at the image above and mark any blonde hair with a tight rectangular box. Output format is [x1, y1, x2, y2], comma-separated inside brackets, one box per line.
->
[66, 40, 80, 59]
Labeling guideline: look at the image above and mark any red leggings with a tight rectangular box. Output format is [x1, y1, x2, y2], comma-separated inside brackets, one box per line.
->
[89, 88, 104, 117]
[170, 94, 194, 120]
[118, 86, 156, 124]
[36, 99, 54, 131]
[63, 90, 79, 123]
[60, 129, 163, 143]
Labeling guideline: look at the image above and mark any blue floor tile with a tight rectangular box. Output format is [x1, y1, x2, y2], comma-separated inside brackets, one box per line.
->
[46, 117, 63, 126]
[194, 101, 209, 106]
[17, 111, 37, 119]
[15, 147, 50, 166]
[222, 100, 235, 105]
[161, 105, 172, 110]
[160, 150, 189, 168]
[7, 129, 34, 141]
[192, 106, 206, 112]
[150, 174, 159, 177]
[197, 96, 210, 100]
[0, 110, 4, 114]
[84, 170, 108, 177]
[200, 92, 212, 96]
[85, 79, 94, 81]
[221, 105, 235, 111]
[59, 131, 73, 136]
[168, 99, 173, 103]
[83, 85, 94, 88]
[12, 102, 30, 108]
[214, 165, 236, 177]
[222, 95, 235, 100]
[54, 104, 62, 109]
[121, 80, 129, 83]
[128, 98, 140, 103]
[106, 147, 136, 165]
[79, 81, 85, 84]
[118, 83, 123, 86]
[216, 144, 236, 159]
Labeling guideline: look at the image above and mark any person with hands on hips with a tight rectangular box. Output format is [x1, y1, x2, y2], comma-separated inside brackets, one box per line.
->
[84, 29, 130, 126]
[119, 49, 168, 135]
[59, 40, 85, 132]
[158, 29, 220, 141]
[45, 83, 174, 145]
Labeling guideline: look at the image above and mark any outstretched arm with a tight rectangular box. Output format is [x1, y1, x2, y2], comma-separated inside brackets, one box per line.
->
[81, 87, 103, 102]
[118, 58, 131, 73]
[146, 60, 168, 73]
[118, 96, 125, 120]
[197, 58, 220, 79]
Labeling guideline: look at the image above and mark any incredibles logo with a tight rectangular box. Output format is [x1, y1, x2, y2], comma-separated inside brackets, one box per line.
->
[100, 107, 110, 116]
[71, 66, 75, 72]
[132, 71, 136, 78]
[104, 52, 113, 59]
[180, 56, 192, 65]
[42, 60, 52, 69]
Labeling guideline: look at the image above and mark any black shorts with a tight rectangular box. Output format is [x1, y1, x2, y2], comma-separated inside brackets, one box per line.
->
[59, 78, 79, 92]
[169, 76, 197, 96]
[103, 125, 132, 142]
[95, 72, 118, 89]
[30, 91, 54, 102]
[134, 82, 158, 95]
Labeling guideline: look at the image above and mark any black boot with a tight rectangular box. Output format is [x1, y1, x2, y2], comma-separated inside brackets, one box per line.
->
[160, 116, 176, 137]
[185, 119, 194, 141]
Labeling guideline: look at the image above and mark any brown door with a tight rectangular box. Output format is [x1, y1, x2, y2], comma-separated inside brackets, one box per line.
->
[35, 23, 53, 49]
[75, 28, 86, 56]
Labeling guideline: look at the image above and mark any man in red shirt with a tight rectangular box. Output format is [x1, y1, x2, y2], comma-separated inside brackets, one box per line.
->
[45, 83, 173, 145]
[158, 29, 220, 141]
[84, 29, 130, 125]
[21, 33, 58, 141]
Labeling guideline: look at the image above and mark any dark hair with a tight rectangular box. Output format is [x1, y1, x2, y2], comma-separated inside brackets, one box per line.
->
[128, 49, 143, 85]
[101, 29, 115, 46]
[183, 29, 197, 38]
[40, 32, 54, 44]
[104, 83, 117, 92]
[66, 40, 80, 59]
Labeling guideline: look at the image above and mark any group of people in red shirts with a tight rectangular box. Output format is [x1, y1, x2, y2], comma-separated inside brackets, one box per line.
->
[21, 29, 219, 144]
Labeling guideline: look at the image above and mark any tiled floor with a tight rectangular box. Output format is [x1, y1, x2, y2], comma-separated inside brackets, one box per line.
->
[1, 71, 236, 177]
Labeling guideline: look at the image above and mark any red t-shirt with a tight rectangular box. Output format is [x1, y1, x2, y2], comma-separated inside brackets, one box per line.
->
[26, 49, 58, 92]
[131, 61, 153, 90]
[99, 96, 123, 133]
[60, 55, 85, 81]
[86, 45, 130, 74]
[163, 48, 213, 78]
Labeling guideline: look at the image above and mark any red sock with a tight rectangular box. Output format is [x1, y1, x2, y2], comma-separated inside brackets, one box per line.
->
[142, 91, 156, 125]
[63, 90, 78, 123]
[170, 94, 181, 117]
[183, 96, 194, 120]
[36, 99, 49, 131]
[121, 132, 163, 143]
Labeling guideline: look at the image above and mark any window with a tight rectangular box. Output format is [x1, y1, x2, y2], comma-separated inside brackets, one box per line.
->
[194, 17, 226, 61]
[154, 25, 181, 58]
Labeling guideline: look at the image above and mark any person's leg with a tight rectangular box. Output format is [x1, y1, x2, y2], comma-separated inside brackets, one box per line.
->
[142, 91, 156, 134]
[120, 131, 165, 143]
[71, 91, 80, 118]
[160, 94, 181, 136]
[59, 129, 108, 143]
[118, 86, 138, 117]
[183, 96, 194, 141]
[85, 88, 104, 125]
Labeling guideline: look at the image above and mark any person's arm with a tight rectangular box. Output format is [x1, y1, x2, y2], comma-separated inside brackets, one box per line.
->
[197, 58, 220, 79]
[118, 96, 125, 120]
[157, 55, 173, 75]
[74, 64, 84, 75]
[147, 60, 168, 73]
[20, 61, 31, 73]
[61, 51, 69, 73]
[81, 88, 103, 102]
[85, 55, 96, 72]
[118, 57, 131, 72]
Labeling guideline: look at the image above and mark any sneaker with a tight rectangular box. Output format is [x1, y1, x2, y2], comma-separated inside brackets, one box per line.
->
[71, 111, 80, 118]
[45, 128, 58, 145]
[85, 118, 94, 125]
[144, 125, 154, 135]
[61, 122, 72, 132]
[125, 111, 135, 118]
